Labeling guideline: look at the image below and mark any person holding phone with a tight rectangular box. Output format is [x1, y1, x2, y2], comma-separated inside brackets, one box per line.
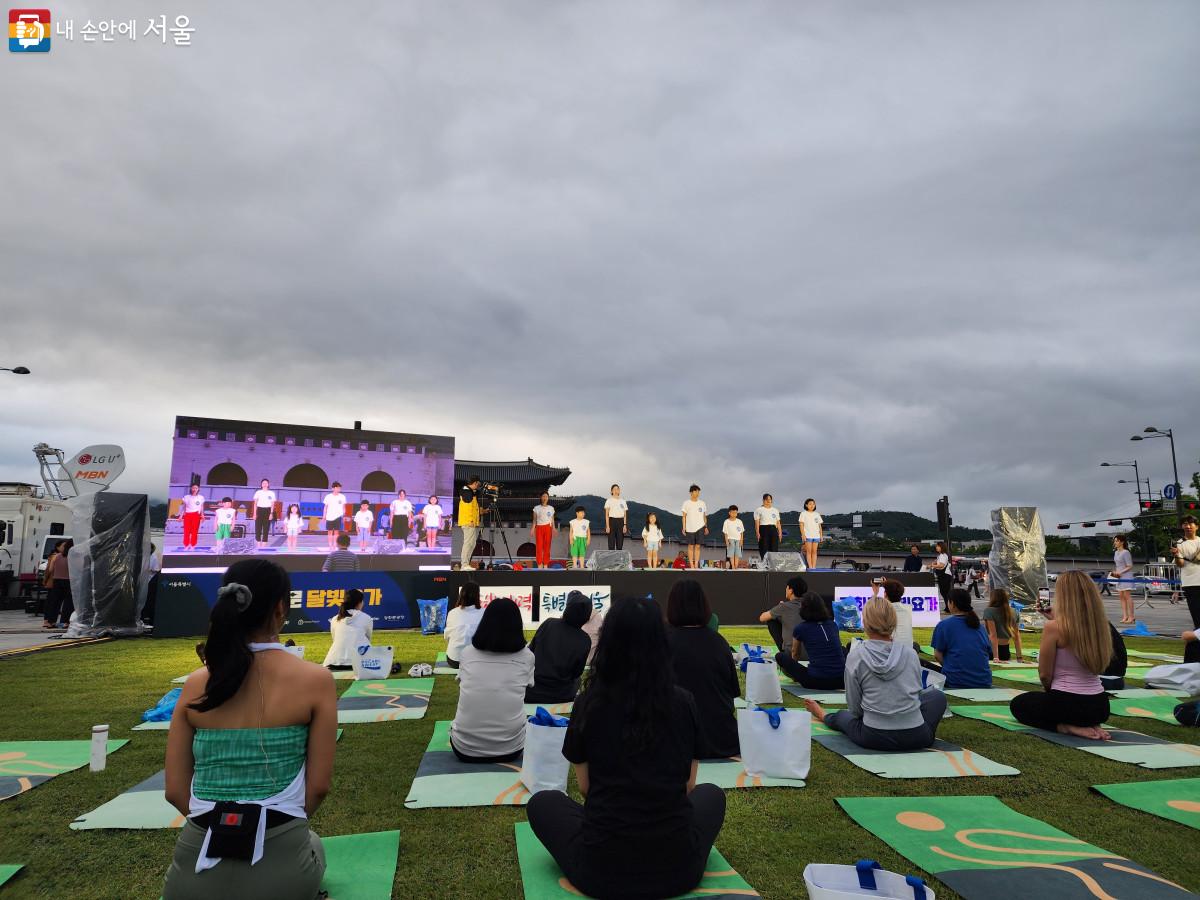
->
[1172, 516, 1200, 629]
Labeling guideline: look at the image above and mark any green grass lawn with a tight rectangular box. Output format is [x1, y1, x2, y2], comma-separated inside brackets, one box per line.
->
[0, 627, 1197, 899]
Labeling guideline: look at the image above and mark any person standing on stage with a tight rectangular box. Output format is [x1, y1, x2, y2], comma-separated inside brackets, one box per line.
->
[723, 506, 745, 570]
[252, 478, 276, 549]
[322, 482, 347, 550]
[754, 493, 781, 560]
[642, 513, 664, 570]
[458, 476, 483, 570]
[798, 498, 823, 570]
[903, 544, 924, 572]
[604, 484, 629, 551]
[531, 491, 557, 568]
[389, 489, 414, 545]
[569, 506, 591, 570]
[681, 485, 708, 570]
[423, 496, 445, 550]
[354, 501, 374, 552]
[1172, 516, 1200, 628]
[284, 504, 303, 552]
[178, 482, 206, 549]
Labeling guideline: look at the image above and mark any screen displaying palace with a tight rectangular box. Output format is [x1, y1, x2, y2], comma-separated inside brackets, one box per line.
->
[165, 415, 455, 565]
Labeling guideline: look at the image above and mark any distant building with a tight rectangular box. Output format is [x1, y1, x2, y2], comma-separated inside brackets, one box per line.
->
[452, 458, 573, 525]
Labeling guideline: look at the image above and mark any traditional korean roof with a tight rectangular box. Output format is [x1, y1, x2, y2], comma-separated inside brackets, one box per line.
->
[453, 458, 572, 487]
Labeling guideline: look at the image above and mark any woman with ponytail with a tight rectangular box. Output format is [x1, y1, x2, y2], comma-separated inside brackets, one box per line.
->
[321, 589, 373, 669]
[930, 588, 993, 688]
[162, 560, 337, 899]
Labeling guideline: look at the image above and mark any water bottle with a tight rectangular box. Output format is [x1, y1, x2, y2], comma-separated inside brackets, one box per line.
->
[90, 724, 109, 772]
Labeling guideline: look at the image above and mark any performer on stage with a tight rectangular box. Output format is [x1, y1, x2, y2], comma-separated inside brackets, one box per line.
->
[531, 491, 557, 568]
[354, 501, 374, 551]
[423, 496, 445, 550]
[213, 497, 237, 553]
[284, 503, 303, 552]
[604, 484, 629, 550]
[799, 498, 823, 569]
[642, 513, 664, 570]
[322, 482, 347, 550]
[177, 482, 206, 549]
[252, 478, 276, 549]
[681, 484, 708, 570]
[723, 506, 745, 570]
[458, 476, 482, 569]
[754, 493, 781, 559]
[389, 489, 413, 544]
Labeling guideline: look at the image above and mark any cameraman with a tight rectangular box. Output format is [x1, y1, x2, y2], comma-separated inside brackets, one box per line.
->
[459, 475, 483, 570]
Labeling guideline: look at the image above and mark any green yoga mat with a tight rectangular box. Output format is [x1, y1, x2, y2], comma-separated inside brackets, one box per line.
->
[944, 688, 1022, 701]
[0, 740, 129, 802]
[950, 705, 1200, 769]
[320, 830, 401, 900]
[1110, 695, 1184, 726]
[404, 720, 529, 808]
[781, 685, 847, 704]
[434, 652, 457, 675]
[812, 721, 1017, 779]
[994, 665, 1156, 685]
[838, 794, 1190, 900]
[514, 822, 758, 898]
[1126, 649, 1184, 663]
[1109, 687, 1189, 699]
[337, 676, 433, 723]
[696, 757, 805, 790]
[0, 865, 24, 889]
[1094, 777, 1200, 831]
[920, 646, 1037, 669]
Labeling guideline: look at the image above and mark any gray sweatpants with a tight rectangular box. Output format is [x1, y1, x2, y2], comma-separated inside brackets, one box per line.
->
[824, 688, 948, 751]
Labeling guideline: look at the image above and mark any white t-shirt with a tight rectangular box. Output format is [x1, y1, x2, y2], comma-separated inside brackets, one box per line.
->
[799, 510, 823, 538]
[354, 509, 374, 530]
[214, 507, 236, 526]
[681, 499, 708, 532]
[723, 519, 745, 541]
[444, 605, 486, 663]
[390, 498, 413, 518]
[450, 645, 535, 757]
[935, 553, 951, 574]
[180, 493, 205, 514]
[755, 506, 781, 527]
[569, 518, 590, 539]
[422, 504, 444, 528]
[321, 608, 374, 667]
[604, 497, 628, 519]
[285, 513, 303, 536]
[253, 489, 276, 509]
[643, 525, 664, 544]
[1177, 538, 1200, 588]
[532, 504, 556, 526]
[322, 493, 346, 520]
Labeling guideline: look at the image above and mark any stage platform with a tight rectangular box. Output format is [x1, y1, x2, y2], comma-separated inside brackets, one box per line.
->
[162, 549, 447, 572]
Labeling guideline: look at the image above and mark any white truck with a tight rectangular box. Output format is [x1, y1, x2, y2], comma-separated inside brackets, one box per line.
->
[0, 483, 72, 599]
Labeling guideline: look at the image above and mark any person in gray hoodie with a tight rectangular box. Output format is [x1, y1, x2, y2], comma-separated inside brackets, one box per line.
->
[803, 596, 947, 751]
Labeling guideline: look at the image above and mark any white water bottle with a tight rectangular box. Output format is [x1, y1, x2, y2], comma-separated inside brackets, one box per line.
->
[90, 724, 109, 772]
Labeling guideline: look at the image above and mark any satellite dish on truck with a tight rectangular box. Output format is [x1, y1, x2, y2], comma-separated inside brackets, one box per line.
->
[61, 444, 126, 495]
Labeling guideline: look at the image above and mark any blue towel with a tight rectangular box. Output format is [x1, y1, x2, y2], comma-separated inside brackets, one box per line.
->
[142, 687, 182, 722]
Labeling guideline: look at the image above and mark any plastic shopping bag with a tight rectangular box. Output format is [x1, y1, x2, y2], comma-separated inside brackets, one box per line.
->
[1145, 663, 1200, 695]
[353, 644, 394, 680]
[735, 643, 772, 669]
[142, 687, 182, 723]
[833, 598, 862, 631]
[744, 655, 783, 706]
[803, 860, 934, 900]
[737, 706, 810, 780]
[520, 707, 571, 795]
[418, 597, 449, 635]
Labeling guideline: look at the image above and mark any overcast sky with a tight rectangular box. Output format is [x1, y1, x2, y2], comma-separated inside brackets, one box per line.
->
[2, 0, 1197, 532]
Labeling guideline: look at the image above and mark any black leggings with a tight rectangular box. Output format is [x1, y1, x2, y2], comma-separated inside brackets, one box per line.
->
[936, 573, 953, 602]
[758, 525, 779, 558]
[1010, 689, 1109, 731]
[608, 520, 625, 550]
[45, 578, 73, 625]
[527, 785, 725, 900]
[996, 643, 1011, 661]
[1186, 586, 1200, 629]
[255, 508, 272, 542]
[775, 652, 843, 690]
[448, 735, 520, 764]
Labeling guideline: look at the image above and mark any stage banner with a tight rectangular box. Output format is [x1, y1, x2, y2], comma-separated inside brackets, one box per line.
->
[481, 584, 535, 628]
[538, 585, 612, 621]
[833, 584, 941, 628]
[156, 570, 419, 636]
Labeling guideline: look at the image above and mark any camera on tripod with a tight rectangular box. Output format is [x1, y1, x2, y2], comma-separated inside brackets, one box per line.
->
[480, 482, 502, 508]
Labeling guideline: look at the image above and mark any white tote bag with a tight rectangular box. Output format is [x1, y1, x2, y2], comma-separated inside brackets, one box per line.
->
[737, 706, 810, 780]
[352, 644, 394, 680]
[804, 860, 935, 900]
[520, 711, 571, 795]
[744, 657, 783, 706]
[1145, 663, 1200, 695]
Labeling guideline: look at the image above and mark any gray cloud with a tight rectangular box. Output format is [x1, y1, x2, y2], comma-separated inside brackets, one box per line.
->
[2, 0, 1197, 532]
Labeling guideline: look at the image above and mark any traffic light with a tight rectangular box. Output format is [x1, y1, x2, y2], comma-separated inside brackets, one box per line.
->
[1141, 500, 1161, 511]
[1184, 501, 1198, 511]
[936, 496, 951, 531]
[1107, 519, 1123, 526]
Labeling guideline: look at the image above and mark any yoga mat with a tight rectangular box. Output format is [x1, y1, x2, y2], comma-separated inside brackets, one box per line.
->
[1126, 649, 1185, 663]
[696, 757, 805, 790]
[0, 740, 129, 802]
[522, 702, 573, 717]
[949, 705, 1200, 769]
[782, 685, 846, 704]
[337, 677, 433, 723]
[133, 720, 170, 731]
[1110, 696, 1185, 726]
[944, 688, 1022, 702]
[320, 830, 401, 900]
[812, 721, 1017, 779]
[920, 645, 1037, 669]
[1093, 777, 1200, 831]
[0, 865, 23, 889]
[995, 665, 1156, 685]
[838, 794, 1190, 900]
[404, 720, 529, 808]
[434, 652, 457, 675]
[513, 821, 759, 899]
[1109, 688, 1189, 699]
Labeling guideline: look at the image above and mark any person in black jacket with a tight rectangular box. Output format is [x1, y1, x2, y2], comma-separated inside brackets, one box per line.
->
[903, 545, 924, 573]
[665, 580, 740, 758]
[526, 592, 593, 703]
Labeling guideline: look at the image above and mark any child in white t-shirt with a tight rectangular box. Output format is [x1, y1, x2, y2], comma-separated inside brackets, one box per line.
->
[642, 513, 664, 570]
[422, 497, 444, 550]
[569, 506, 591, 570]
[284, 503, 303, 552]
[799, 498, 823, 570]
[354, 501, 374, 551]
[723, 506, 745, 570]
[213, 497, 236, 553]
[681, 484, 708, 570]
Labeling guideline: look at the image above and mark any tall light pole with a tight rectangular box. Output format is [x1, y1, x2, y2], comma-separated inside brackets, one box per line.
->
[1101, 461, 1144, 506]
[1, 366, 31, 375]
[1132, 427, 1182, 534]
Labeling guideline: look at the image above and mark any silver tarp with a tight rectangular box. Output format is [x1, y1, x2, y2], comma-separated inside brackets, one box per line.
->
[65, 492, 151, 637]
[988, 506, 1048, 608]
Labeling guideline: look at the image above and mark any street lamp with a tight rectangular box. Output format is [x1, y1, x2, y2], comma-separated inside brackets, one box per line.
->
[1100, 461, 1144, 506]
[1, 367, 31, 375]
[1131, 427, 1182, 532]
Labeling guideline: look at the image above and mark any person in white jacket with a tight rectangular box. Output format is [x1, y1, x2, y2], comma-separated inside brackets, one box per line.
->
[322, 589, 373, 668]
[444, 581, 485, 668]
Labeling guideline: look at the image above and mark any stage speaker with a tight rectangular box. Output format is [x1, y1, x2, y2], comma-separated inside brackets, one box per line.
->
[763, 552, 806, 572]
[593, 550, 632, 571]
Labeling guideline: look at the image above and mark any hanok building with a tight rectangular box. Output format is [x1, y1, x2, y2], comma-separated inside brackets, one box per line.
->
[451, 458, 574, 560]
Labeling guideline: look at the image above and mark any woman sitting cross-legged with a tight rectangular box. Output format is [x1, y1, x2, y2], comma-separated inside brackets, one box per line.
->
[803, 597, 947, 751]
[525, 591, 593, 704]
[1009, 570, 1113, 741]
[320, 589, 373, 669]
[930, 589, 993, 689]
[665, 580, 740, 758]
[162, 560, 338, 900]
[774, 590, 845, 690]
[527, 596, 726, 900]
[449, 597, 535, 763]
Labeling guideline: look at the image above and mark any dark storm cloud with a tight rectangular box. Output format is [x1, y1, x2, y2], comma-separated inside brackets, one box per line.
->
[1, 0, 1197, 531]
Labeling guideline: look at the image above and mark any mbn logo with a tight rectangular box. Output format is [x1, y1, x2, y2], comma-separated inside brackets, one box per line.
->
[75, 470, 110, 480]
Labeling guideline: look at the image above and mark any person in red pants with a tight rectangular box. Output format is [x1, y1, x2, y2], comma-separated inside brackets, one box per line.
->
[531, 491, 557, 568]
[178, 483, 207, 548]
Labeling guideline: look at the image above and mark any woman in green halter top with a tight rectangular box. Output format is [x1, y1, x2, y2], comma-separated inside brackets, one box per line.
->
[162, 560, 338, 900]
